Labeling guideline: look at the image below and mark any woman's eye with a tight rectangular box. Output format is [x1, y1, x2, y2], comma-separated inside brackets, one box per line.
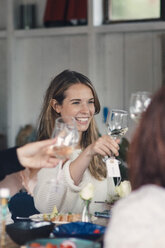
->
[89, 101, 94, 104]
[72, 101, 80, 104]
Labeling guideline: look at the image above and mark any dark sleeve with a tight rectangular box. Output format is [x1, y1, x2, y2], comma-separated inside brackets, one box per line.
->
[0, 147, 24, 181]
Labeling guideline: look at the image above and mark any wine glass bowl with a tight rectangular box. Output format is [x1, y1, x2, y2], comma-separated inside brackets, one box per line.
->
[106, 109, 128, 139]
[47, 116, 79, 195]
[129, 91, 151, 122]
[51, 116, 79, 160]
[103, 109, 128, 164]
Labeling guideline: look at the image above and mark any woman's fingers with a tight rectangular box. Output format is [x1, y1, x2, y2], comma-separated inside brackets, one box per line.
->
[92, 135, 119, 157]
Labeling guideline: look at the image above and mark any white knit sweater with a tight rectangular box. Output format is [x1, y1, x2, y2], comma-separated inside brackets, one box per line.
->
[104, 184, 165, 248]
[33, 149, 116, 214]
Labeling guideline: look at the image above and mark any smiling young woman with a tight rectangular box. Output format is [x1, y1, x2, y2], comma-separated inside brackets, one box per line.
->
[33, 69, 120, 215]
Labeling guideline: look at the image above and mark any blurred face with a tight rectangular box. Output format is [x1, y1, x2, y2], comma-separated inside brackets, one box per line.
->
[55, 83, 95, 136]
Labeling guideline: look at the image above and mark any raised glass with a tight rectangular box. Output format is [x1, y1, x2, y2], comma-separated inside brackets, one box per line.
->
[129, 91, 151, 122]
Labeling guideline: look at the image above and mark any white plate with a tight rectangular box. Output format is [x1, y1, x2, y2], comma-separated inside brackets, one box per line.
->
[29, 214, 69, 224]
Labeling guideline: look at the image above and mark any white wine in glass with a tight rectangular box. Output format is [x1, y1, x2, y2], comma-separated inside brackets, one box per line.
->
[105, 109, 128, 186]
[129, 91, 151, 122]
[103, 109, 128, 163]
[106, 109, 128, 140]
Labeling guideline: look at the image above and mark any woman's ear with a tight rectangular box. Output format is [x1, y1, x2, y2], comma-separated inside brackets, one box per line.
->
[50, 99, 61, 114]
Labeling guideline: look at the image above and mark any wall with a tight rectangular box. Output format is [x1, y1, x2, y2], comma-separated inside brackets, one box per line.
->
[0, 0, 163, 146]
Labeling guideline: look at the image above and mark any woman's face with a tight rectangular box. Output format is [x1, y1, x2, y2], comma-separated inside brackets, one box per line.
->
[56, 83, 95, 135]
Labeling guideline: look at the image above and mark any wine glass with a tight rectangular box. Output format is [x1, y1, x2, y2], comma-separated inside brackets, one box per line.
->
[129, 91, 151, 122]
[48, 116, 79, 194]
[104, 109, 128, 186]
[106, 109, 128, 139]
[51, 116, 79, 160]
[103, 109, 128, 162]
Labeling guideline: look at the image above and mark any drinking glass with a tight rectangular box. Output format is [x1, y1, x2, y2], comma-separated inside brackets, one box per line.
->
[129, 91, 151, 122]
[104, 109, 128, 186]
[48, 116, 79, 195]
[106, 109, 128, 140]
[51, 116, 79, 160]
[105, 109, 128, 158]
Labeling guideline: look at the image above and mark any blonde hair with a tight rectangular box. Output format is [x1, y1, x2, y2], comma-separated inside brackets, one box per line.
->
[37, 69, 106, 180]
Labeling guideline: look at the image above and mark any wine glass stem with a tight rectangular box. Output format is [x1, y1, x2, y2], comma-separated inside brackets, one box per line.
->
[56, 160, 63, 182]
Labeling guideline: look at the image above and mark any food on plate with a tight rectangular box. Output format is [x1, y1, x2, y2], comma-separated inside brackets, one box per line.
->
[29, 241, 76, 248]
[60, 240, 76, 248]
[31, 205, 81, 223]
[29, 243, 58, 248]
[29, 243, 41, 248]
[50, 205, 58, 219]
[41, 205, 81, 222]
[43, 212, 81, 222]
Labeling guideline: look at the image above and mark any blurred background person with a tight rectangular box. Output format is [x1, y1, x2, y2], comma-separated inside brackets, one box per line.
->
[104, 84, 165, 248]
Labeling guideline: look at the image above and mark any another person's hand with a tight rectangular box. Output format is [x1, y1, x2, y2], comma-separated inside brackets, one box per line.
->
[17, 139, 60, 169]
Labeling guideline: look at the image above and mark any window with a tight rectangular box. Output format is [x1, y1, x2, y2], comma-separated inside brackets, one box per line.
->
[103, 0, 164, 23]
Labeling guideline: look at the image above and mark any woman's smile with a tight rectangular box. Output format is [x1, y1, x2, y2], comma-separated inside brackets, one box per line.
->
[55, 83, 95, 134]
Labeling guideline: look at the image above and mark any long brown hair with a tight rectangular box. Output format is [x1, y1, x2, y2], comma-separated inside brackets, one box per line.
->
[37, 69, 106, 180]
[128, 85, 165, 190]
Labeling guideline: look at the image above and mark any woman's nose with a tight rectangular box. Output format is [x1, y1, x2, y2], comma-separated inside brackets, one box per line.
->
[80, 103, 90, 113]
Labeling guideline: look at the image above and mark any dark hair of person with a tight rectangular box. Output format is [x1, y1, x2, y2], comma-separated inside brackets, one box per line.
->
[128, 85, 165, 190]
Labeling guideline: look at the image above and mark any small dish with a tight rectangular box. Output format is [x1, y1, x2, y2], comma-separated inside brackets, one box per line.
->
[6, 221, 55, 245]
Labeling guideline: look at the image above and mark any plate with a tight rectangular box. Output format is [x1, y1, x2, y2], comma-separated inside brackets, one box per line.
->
[53, 222, 106, 242]
[29, 214, 44, 221]
[30, 213, 85, 224]
[26, 237, 101, 248]
[30, 214, 69, 224]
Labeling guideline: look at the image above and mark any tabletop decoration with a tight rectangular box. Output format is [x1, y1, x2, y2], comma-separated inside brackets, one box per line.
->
[106, 180, 131, 205]
[79, 183, 94, 222]
[115, 180, 131, 198]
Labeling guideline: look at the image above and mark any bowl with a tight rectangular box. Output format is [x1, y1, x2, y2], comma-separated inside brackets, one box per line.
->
[26, 237, 101, 248]
[6, 221, 55, 245]
[53, 221, 106, 242]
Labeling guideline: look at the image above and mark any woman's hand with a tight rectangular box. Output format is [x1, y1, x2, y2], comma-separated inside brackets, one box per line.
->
[87, 135, 120, 158]
[69, 135, 120, 185]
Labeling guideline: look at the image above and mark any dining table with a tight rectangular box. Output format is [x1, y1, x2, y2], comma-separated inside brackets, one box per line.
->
[5, 216, 109, 248]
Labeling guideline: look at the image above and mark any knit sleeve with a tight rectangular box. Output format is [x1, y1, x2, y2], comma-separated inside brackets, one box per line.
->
[62, 159, 88, 192]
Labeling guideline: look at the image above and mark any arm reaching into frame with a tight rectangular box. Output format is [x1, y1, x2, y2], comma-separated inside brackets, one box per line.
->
[17, 138, 60, 169]
[0, 139, 60, 181]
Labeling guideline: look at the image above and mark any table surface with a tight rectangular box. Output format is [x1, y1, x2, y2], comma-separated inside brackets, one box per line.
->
[5, 217, 109, 248]
[4, 234, 20, 248]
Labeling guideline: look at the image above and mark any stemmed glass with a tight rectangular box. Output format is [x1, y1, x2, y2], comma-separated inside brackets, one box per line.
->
[105, 109, 128, 159]
[129, 91, 151, 122]
[48, 116, 79, 194]
[51, 116, 79, 160]
[104, 109, 128, 186]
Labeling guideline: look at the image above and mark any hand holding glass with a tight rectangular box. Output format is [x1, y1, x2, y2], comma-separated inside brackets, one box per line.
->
[105, 109, 128, 161]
